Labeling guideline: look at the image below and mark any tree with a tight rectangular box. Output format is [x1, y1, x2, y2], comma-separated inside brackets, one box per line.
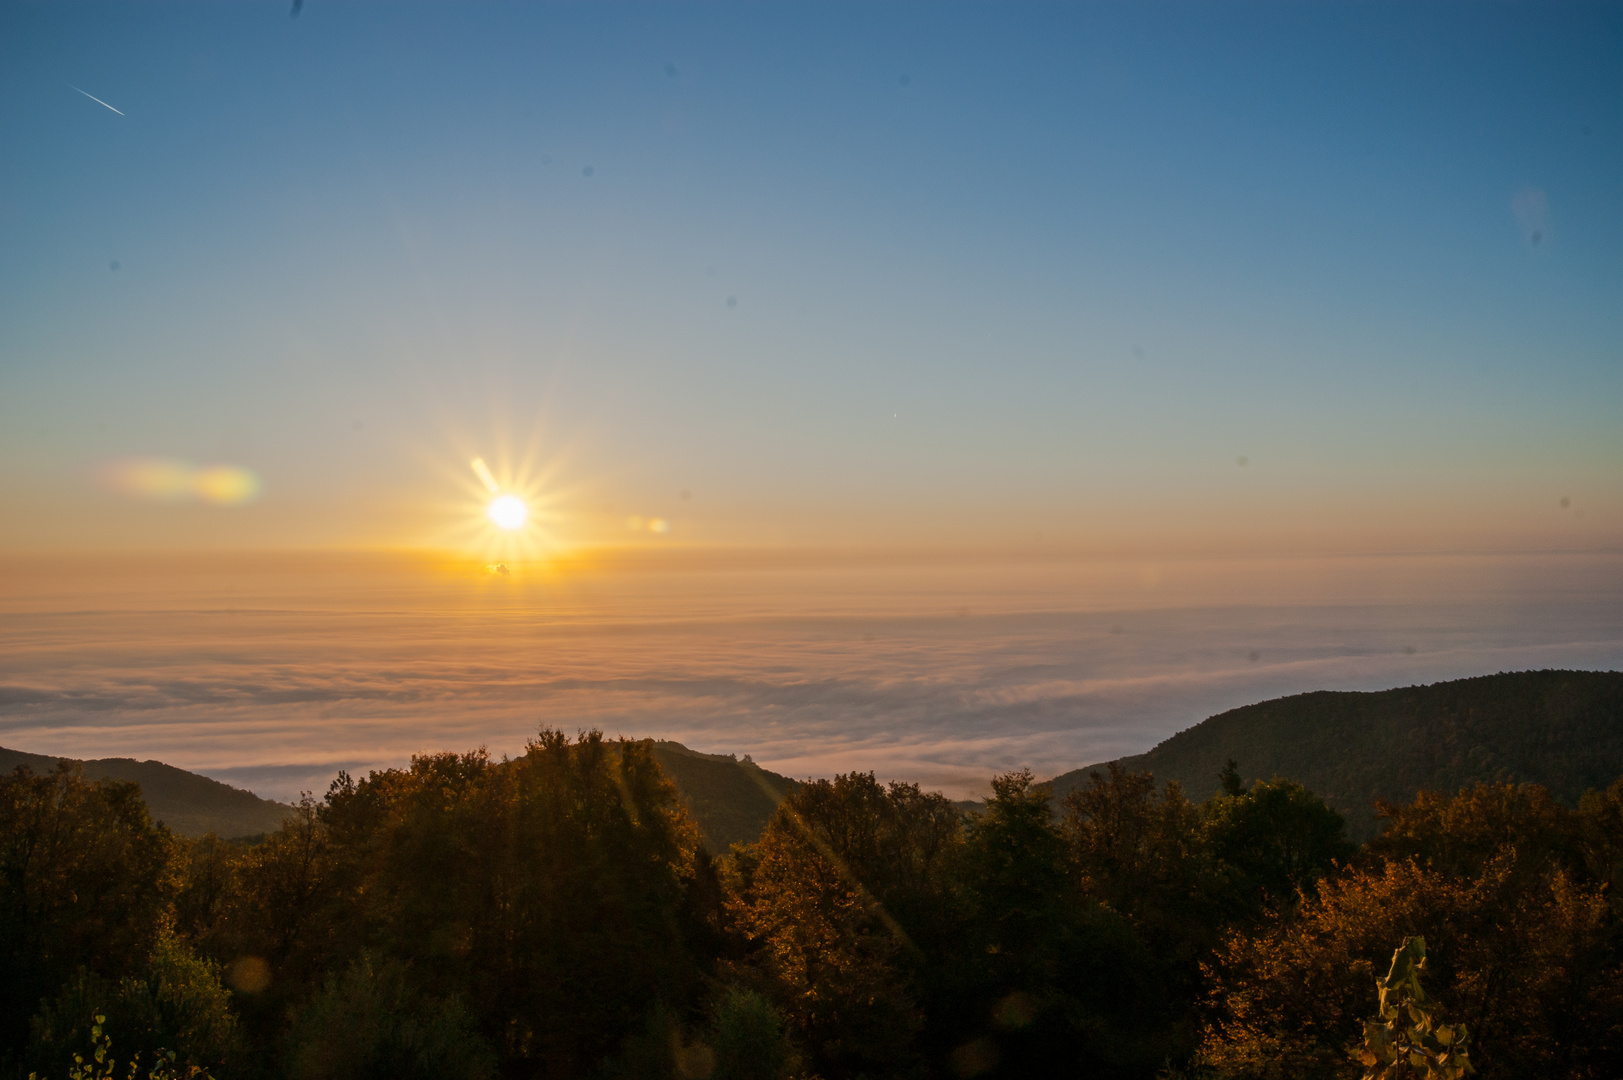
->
[1575, 777, 1623, 905]
[1220, 759, 1247, 798]
[0, 764, 176, 1059]
[284, 952, 495, 1080]
[1062, 764, 1231, 980]
[27, 929, 241, 1079]
[1368, 783, 1581, 888]
[187, 792, 336, 1056]
[308, 731, 707, 1079]
[171, 834, 240, 947]
[943, 770, 1166, 1078]
[1200, 848, 1623, 1079]
[706, 987, 797, 1080]
[1204, 777, 1354, 916]
[726, 773, 926, 1078]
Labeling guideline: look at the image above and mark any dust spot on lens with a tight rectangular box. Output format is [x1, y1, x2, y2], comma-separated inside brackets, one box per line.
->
[109, 260, 121, 272]
[1236, 456, 1249, 467]
[665, 62, 678, 78]
[950, 1037, 998, 1078]
[1403, 645, 1417, 655]
[1132, 344, 1145, 359]
[1513, 188, 1549, 250]
[1247, 650, 1260, 663]
[224, 956, 271, 993]
[900, 73, 911, 86]
[992, 991, 1036, 1030]
[726, 295, 737, 308]
[582, 165, 595, 177]
[680, 489, 691, 501]
[673, 1038, 712, 1079]
[1560, 496, 1571, 508]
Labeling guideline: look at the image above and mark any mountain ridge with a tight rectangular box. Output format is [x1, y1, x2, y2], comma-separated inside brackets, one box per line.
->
[0, 747, 297, 839]
[9, 669, 1619, 847]
[1046, 669, 1623, 838]
[0, 739, 802, 851]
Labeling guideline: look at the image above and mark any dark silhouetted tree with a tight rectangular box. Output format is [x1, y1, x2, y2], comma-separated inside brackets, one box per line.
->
[0, 764, 175, 1060]
[1204, 777, 1354, 916]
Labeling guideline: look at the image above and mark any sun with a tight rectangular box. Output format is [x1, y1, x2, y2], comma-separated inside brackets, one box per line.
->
[486, 493, 528, 530]
[437, 452, 570, 562]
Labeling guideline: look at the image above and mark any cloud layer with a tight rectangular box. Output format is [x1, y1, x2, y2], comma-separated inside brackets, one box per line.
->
[2, 552, 1619, 801]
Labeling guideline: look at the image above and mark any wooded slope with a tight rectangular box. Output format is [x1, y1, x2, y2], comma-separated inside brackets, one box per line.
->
[0, 746, 294, 839]
[0, 739, 801, 849]
[1048, 669, 1623, 838]
[647, 740, 801, 850]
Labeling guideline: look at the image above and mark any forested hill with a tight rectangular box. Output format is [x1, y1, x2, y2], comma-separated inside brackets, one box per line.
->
[0, 740, 800, 849]
[0, 747, 294, 839]
[1048, 669, 1623, 839]
[646, 740, 801, 850]
[14, 669, 1620, 848]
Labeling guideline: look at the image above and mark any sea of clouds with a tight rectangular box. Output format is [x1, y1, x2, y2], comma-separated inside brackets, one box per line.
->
[2, 551, 1619, 801]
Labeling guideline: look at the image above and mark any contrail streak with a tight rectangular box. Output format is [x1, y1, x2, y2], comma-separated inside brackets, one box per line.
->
[69, 85, 124, 116]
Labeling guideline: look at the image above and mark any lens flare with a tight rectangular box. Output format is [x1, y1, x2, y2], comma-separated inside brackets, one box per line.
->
[192, 466, 261, 505]
[470, 457, 500, 493]
[487, 494, 528, 530]
[100, 458, 261, 505]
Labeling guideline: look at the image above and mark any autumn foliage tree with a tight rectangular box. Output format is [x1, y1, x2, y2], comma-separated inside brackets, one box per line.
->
[7, 741, 1623, 1080]
[724, 772, 932, 1079]
[1198, 783, 1623, 1080]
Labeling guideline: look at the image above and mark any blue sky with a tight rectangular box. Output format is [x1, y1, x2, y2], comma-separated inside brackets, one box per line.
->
[1, 2, 1618, 553]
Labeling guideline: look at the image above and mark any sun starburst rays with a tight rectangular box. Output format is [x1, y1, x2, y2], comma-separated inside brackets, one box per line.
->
[427, 446, 578, 566]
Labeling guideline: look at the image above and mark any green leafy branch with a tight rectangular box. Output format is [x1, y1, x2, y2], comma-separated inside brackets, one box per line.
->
[29, 1014, 211, 1080]
[1358, 937, 1473, 1079]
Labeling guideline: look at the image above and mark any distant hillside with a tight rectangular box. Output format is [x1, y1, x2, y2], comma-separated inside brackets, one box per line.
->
[647, 740, 801, 851]
[1048, 669, 1623, 839]
[0, 747, 295, 839]
[0, 741, 800, 851]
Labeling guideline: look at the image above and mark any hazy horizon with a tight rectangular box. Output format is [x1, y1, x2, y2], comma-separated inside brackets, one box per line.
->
[4, 548, 1618, 802]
